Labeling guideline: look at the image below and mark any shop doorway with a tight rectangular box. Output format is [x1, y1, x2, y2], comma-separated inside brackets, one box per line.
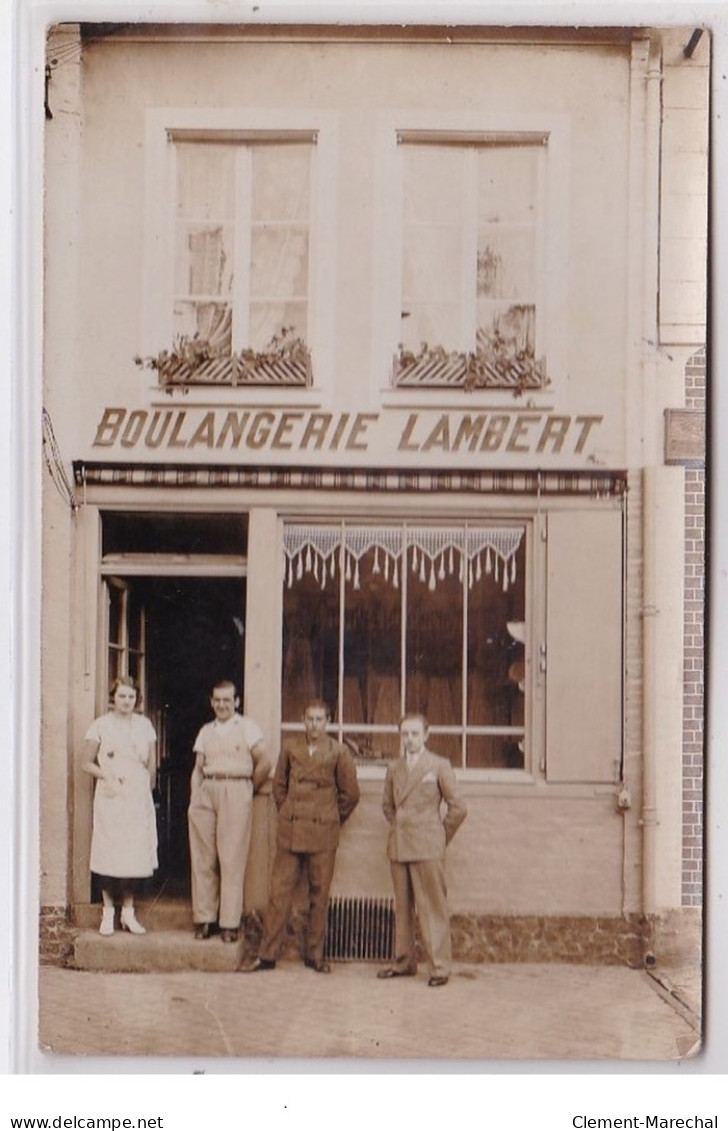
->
[99, 511, 248, 900]
[150, 577, 246, 895]
[101, 576, 246, 897]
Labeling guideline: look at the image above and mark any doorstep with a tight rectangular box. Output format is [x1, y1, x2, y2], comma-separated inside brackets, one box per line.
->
[73, 927, 250, 973]
[72, 898, 193, 932]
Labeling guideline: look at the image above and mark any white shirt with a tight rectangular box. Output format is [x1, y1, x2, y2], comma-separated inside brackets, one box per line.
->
[193, 713, 263, 777]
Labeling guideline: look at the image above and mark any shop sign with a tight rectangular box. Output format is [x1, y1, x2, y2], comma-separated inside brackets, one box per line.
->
[92, 407, 603, 457]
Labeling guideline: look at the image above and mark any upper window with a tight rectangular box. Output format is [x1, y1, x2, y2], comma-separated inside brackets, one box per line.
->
[145, 129, 318, 388]
[281, 521, 528, 771]
[395, 132, 547, 393]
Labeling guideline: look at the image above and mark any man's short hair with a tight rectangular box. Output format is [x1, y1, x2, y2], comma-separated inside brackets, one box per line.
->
[399, 712, 429, 732]
[303, 698, 331, 718]
[211, 679, 238, 695]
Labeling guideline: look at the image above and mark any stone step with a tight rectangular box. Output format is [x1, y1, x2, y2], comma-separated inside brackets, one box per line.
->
[73, 900, 198, 933]
[73, 928, 252, 973]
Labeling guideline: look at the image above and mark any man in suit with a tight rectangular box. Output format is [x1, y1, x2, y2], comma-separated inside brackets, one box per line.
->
[377, 713, 467, 987]
[243, 699, 360, 974]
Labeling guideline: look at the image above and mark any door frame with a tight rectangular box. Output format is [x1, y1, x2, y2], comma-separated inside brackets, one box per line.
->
[71, 552, 248, 908]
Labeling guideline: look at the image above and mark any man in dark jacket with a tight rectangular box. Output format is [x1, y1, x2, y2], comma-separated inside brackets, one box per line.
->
[243, 699, 359, 974]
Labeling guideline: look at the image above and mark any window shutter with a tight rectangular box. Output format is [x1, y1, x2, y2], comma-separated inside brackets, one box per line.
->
[545, 508, 623, 783]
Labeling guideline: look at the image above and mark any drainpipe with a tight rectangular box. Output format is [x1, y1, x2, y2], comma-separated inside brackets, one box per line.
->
[640, 36, 663, 958]
[641, 465, 659, 956]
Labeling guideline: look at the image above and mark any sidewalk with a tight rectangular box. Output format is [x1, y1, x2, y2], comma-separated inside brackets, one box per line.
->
[37, 959, 701, 1063]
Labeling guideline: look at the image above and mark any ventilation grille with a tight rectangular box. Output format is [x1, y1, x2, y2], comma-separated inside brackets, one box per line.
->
[324, 896, 395, 962]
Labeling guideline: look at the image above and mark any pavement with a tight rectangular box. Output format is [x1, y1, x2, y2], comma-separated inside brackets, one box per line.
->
[36, 957, 702, 1064]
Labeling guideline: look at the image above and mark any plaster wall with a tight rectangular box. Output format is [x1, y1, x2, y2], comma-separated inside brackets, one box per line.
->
[41, 25, 83, 907]
[328, 783, 629, 915]
[43, 36, 635, 469]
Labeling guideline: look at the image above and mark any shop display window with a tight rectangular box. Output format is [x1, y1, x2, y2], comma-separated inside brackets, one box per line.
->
[281, 522, 527, 769]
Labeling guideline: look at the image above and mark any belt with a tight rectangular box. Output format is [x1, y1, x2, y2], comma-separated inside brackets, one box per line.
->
[202, 773, 252, 781]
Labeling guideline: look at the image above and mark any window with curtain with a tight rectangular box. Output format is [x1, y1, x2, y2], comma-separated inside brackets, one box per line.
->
[170, 134, 314, 384]
[395, 133, 547, 392]
[281, 522, 528, 769]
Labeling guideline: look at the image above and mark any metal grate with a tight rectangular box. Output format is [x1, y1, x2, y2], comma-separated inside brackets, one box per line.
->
[324, 896, 395, 962]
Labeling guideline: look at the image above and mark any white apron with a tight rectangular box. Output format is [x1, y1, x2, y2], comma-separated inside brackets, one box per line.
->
[86, 712, 158, 878]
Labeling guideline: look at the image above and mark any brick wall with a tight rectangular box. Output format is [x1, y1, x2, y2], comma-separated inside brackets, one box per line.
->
[682, 346, 706, 906]
[39, 905, 76, 967]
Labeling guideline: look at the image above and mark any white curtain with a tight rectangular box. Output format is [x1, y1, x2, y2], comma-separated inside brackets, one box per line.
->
[283, 523, 524, 593]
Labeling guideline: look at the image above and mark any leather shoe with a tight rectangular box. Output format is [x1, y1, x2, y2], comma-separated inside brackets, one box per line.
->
[427, 975, 449, 987]
[241, 957, 276, 972]
[377, 966, 417, 979]
[220, 928, 239, 943]
[194, 922, 215, 940]
[304, 957, 331, 974]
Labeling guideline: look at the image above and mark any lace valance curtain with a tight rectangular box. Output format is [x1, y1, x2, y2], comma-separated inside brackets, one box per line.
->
[283, 524, 524, 592]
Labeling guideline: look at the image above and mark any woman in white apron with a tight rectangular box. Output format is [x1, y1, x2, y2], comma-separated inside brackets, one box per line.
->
[82, 676, 158, 935]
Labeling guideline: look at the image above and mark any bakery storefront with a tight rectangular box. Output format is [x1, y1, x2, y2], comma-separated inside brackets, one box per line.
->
[68, 402, 628, 958]
[40, 23, 702, 964]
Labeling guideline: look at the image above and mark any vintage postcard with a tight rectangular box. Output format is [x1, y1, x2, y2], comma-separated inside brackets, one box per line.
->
[35, 17, 708, 1062]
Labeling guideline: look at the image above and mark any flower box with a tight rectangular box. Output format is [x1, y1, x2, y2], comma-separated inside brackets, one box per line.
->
[135, 329, 312, 389]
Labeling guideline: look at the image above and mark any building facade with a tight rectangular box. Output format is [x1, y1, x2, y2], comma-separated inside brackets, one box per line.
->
[40, 22, 708, 965]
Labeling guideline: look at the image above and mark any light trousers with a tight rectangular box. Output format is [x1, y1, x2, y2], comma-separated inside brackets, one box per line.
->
[188, 778, 254, 929]
[390, 857, 452, 978]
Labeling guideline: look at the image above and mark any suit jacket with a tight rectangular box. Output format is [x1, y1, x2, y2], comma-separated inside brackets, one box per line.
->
[382, 749, 467, 863]
[273, 734, 360, 854]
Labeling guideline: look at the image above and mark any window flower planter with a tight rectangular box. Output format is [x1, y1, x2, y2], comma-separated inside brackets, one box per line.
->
[394, 339, 548, 395]
[135, 329, 312, 389]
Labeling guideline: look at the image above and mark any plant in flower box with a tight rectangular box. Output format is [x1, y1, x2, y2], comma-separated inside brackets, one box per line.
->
[394, 337, 548, 396]
[135, 326, 312, 388]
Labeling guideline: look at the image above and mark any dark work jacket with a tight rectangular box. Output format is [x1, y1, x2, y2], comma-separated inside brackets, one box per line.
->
[272, 735, 360, 854]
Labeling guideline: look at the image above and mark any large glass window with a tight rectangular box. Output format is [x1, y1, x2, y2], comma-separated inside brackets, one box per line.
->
[395, 134, 547, 393]
[282, 522, 528, 769]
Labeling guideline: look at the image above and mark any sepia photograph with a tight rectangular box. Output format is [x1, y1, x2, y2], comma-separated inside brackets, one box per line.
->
[35, 15, 708, 1063]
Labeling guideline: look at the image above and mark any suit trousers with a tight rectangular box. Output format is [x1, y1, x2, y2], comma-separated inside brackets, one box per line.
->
[390, 857, 451, 978]
[188, 778, 254, 929]
[260, 846, 337, 964]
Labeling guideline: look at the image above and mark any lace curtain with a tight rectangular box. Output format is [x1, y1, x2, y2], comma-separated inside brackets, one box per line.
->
[283, 524, 524, 593]
[175, 139, 311, 350]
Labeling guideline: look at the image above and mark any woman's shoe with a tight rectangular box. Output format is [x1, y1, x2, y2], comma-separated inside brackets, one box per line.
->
[99, 907, 115, 936]
[120, 907, 146, 935]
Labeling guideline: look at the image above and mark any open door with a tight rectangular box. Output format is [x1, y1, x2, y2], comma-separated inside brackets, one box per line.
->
[98, 511, 249, 900]
[101, 575, 247, 897]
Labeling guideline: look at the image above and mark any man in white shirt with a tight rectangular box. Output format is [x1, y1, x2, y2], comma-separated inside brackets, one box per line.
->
[188, 680, 270, 942]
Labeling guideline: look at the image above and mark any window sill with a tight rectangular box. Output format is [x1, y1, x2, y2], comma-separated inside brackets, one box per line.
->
[379, 388, 556, 413]
[354, 765, 539, 785]
[148, 385, 325, 410]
